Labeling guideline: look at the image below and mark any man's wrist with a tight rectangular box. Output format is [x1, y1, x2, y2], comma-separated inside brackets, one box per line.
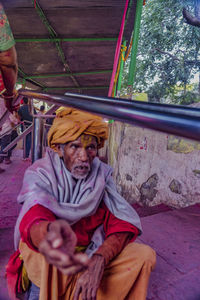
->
[92, 253, 106, 265]
[2, 89, 17, 99]
[2, 92, 14, 98]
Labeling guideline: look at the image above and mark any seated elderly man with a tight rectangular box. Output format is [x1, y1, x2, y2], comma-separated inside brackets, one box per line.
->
[6, 108, 156, 300]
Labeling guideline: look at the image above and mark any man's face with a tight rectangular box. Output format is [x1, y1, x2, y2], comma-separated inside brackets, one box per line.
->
[62, 134, 98, 179]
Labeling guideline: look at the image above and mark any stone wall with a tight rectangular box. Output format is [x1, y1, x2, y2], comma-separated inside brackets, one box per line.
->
[108, 121, 200, 208]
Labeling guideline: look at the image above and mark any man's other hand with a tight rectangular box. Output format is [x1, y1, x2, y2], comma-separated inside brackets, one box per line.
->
[39, 220, 89, 275]
[73, 254, 105, 300]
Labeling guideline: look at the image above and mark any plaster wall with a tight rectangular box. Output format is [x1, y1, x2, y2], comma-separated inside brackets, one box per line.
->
[108, 121, 200, 208]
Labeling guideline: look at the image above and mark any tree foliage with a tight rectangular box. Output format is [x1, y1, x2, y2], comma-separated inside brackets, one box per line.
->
[122, 0, 200, 104]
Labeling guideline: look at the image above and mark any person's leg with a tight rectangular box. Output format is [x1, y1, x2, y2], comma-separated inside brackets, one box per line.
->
[56, 242, 156, 300]
[0, 134, 11, 157]
[96, 242, 156, 300]
[10, 129, 18, 152]
[1, 134, 12, 163]
[25, 132, 31, 158]
[6, 134, 12, 160]
[20, 241, 156, 300]
[0, 142, 3, 163]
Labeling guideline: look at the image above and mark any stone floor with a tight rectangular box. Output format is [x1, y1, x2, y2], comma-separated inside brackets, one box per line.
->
[139, 205, 200, 300]
[0, 150, 200, 299]
[0, 150, 30, 300]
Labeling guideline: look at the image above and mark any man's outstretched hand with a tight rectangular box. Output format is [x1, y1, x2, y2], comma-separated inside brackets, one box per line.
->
[39, 220, 89, 275]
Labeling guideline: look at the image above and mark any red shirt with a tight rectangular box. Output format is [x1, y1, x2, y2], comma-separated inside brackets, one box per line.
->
[19, 202, 139, 250]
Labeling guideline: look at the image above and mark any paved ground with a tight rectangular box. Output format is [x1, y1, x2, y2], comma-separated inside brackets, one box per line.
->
[0, 150, 200, 299]
[139, 205, 200, 300]
[0, 150, 30, 299]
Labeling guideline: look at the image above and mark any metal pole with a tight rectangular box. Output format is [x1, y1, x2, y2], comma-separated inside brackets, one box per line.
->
[23, 123, 26, 159]
[116, 40, 127, 97]
[19, 90, 200, 142]
[128, 0, 143, 87]
[32, 117, 44, 163]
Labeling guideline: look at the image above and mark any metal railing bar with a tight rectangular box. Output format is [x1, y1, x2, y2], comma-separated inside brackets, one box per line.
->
[18, 89, 200, 142]
[3, 125, 33, 152]
[44, 123, 51, 127]
[63, 93, 200, 118]
[0, 121, 32, 139]
[32, 117, 44, 163]
[44, 104, 59, 115]
[32, 114, 56, 118]
[19, 89, 200, 117]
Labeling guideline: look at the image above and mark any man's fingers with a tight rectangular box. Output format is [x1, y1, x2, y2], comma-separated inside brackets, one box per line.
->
[39, 238, 52, 254]
[73, 285, 82, 300]
[47, 249, 72, 265]
[85, 287, 92, 300]
[81, 285, 87, 300]
[61, 223, 77, 247]
[59, 264, 85, 276]
[73, 253, 89, 267]
[85, 286, 97, 300]
[46, 230, 63, 249]
[91, 289, 97, 300]
[39, 239, 76, 268]
[53, 253, 88, 275]
[47, 220, 77, 251]
[39, 238, 63, 257]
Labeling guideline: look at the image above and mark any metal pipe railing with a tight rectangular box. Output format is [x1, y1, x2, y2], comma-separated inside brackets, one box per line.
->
[31, 117, 44, 162]
[3, 124, 33, 152]
[18, 89, 200, 142]
[0, 122, 20, 139]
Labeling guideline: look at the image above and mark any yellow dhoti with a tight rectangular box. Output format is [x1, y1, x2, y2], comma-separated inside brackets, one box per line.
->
[19, 242, 156, 300]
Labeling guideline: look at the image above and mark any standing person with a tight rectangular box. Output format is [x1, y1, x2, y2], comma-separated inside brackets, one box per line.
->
[17, 97, 33, 161]
[0, 109, 18, 164]
[0, 98, 19, 172]
[38, 105, 45, 116]
[6, 108, 156, 300]
[0, 2, 18, 113]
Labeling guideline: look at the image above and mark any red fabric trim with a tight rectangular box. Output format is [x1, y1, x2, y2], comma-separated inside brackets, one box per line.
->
[6, 250, 23, 300]
[0, 73, 5, 93]
[103, 203, 139, 241]
[72, 203, 107, 246]
[73, 202, 139, 245]
[19, 202, 139, 249]
[19, 204, 56, 251]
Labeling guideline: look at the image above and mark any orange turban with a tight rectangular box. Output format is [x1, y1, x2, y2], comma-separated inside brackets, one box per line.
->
[48, 108, 108, 151]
